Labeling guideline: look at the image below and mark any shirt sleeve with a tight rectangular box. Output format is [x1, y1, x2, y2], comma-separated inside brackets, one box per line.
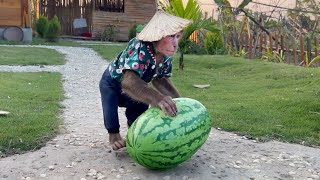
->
[120, 39, 148, 78]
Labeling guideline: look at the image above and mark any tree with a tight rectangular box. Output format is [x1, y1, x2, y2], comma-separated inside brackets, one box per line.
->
[159, 0, 218, 70]
[288, 0, 319, 32]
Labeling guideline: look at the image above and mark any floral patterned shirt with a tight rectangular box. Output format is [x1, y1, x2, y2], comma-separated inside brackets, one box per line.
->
[108, 38, 173, 83]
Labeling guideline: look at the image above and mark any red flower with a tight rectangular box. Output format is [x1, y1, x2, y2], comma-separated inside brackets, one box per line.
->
[127, 50, 134, 56]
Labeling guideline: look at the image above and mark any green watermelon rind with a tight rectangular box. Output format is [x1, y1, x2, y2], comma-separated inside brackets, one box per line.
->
[126, 98, 212, 169]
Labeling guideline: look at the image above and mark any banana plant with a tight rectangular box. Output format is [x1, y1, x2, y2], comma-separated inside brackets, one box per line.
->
[160, 0, 219, 70]
[306, 54, 320, 67]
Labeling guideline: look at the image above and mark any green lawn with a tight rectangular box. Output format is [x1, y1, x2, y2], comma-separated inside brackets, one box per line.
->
[0, 46, 65, 65]
[0, 37, 82, 47]
[171, 55, 320, 146]
[86, 44, 127, 60]
[0, 45, 65, 156]
[0, 72, 63, 155]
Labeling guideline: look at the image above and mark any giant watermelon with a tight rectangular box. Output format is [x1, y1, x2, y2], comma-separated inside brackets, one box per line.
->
[126, 98, 211, 169]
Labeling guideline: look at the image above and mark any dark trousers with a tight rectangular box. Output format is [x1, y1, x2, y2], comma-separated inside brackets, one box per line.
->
[99, 68, 149, 133]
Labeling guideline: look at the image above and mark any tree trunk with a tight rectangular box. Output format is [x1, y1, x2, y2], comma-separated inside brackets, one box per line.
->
[179, 51, 184, 70]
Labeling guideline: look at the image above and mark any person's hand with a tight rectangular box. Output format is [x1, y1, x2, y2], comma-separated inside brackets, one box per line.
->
[157, 96, 177, 116]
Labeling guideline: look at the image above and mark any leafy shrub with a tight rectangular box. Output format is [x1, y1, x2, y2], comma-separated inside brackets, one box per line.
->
[184, 40, 207, 55]
[99, 25, 118, 42]
[204, 31, 225, 55]
[35, 15, 49, 38]
[45, 15, 61, 42]
[128, 24, 137, 40]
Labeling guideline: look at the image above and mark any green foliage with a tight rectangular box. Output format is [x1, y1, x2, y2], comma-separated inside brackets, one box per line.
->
[265, 19, 281, 30]
[306, 54, 320, 67]
[226, 45, 247, 57]
[45, 15, 61, 42]
[35, 15, 49, 38]
[184, 40, 206, 55]
[128, 24, 138, 40]
[237, 0, 252, 9]
[160, 0, 219, 69]
[204, 31, 225, 55]
[213, 0, 232, 15]
[262, 48, 285, 63]
[96, 25, 119, 42]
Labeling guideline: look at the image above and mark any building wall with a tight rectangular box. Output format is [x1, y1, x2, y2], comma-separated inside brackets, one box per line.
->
[0, 1, 22, 27]
[92, 0, 157, 41]
[0, 0, 31, 28]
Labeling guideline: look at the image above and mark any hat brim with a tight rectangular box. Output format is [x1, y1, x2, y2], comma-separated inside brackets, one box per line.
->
[136, 11, 192, 42]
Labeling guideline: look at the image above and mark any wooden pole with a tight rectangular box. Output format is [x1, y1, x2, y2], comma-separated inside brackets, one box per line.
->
[280, 34, 284, 54]
[249, 34, 253, 59]
[300, 34, 305, 66]
[307, 37, 312, 65]
[264, 33, 267, 53]
[245, 32, 249, 53]
[292, 36, 297, 65]
[315, 37, 319, 57]
[315, 37, 319, 66]
[269, 32, 273, 51]
[259, 33, 263, 56]
[275, 32, 279, 52]
[239, 33, 242, 50]
[286, 35, 290, 64]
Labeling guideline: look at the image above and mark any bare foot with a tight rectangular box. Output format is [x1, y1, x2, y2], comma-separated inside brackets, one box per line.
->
[109, 133, 126, 150]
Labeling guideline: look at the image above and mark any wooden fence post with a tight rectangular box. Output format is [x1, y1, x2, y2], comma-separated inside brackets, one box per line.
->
[307, 37, 312, 65]
[245, 33, 249, 53]
[259, 33, 263, 56]
[292, 36, 297, 65]
[249, 34, 253, 59]
[264, 33, 267, 53]
[269, 32, 273, 51]
[275, 32, 279, 52]
[286, 35, 290, 64]
[239, 33, 243, 51]
[315, 37, 319, 57]
[315, 37, 319, 66]
[280, 34, 284, 54]
[300, 34, 305, 66]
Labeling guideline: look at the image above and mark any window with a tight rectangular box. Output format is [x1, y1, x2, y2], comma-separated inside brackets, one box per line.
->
[95, 0, 124, 13]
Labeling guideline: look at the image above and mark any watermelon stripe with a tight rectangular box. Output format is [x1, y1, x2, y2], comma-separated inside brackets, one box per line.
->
[126, 98, 212, 169]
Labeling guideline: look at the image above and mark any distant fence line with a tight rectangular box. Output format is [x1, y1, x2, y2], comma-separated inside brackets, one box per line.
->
[226, 31, 320, 67]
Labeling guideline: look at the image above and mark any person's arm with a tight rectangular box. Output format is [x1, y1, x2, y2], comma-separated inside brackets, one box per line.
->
[151, 77, 180, 98]
[121, 70, 177, 116]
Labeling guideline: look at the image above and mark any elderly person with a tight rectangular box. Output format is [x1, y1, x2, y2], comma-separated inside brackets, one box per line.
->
[99, 11, 191, 150]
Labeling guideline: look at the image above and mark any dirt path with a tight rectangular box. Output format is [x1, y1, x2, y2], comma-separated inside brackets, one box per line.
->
[0, 46, 319, 180]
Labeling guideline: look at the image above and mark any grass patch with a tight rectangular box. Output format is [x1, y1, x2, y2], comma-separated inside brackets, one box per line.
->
[0, 72, 63, 156]
[87, 44, 127, 61]
[0, 37, 82, 46]
[0, 46, 65, 65]
[171, 55, 320, 146]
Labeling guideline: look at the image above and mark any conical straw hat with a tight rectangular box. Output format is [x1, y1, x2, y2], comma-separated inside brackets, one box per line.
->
[136, 11, 192, 42]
